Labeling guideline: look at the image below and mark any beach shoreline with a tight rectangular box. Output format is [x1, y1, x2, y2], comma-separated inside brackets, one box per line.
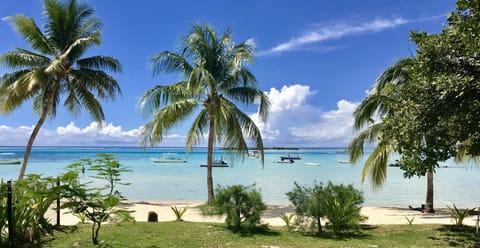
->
[45, 200, 479, 227]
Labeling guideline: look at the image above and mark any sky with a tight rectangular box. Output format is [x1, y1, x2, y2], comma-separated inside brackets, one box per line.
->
[0, 0, 457, 147]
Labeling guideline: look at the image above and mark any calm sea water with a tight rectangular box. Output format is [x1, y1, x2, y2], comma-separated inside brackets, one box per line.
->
[0, 146, 479, 208]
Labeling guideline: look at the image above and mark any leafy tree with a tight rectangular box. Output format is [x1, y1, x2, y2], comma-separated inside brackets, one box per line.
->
[61, 154, 134, 245]
[139, 23, 269, 202]
[0, 0, 122, 180]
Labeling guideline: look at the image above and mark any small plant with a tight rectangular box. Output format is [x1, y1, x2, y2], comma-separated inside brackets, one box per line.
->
[73, 212, 88, 224]
[279, 213, 295, 231]
[448, 204, 471, 226]
[203, 184, 266, 231]
[405, 216, 415, 225]
[171, 206, 188, 221]
[61, 154, 134, 245]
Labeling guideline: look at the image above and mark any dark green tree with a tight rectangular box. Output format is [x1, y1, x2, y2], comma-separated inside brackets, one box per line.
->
[0, 0, 122, 180]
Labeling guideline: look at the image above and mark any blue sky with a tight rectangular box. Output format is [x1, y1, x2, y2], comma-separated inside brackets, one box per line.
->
[0, 0, 456, 147]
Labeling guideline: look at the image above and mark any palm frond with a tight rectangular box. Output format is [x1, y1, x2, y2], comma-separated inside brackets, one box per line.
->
[348, 123, 384, 163]
[4, 15, 54, 55]
[0, 49, 50, 69]
[151, 51, 193, 76]
[76, 55, 122, 73]
[185, 109, 209, 149]
[141, 99, 199, 147]
[362, 143, 393, 189]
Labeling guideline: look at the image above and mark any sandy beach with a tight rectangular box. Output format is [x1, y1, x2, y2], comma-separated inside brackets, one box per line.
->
[45, 201, 479, 227]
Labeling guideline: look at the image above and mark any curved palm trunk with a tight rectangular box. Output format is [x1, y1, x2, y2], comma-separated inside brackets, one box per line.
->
[206, 115, 215, 203]
[425, 168, 434, 213]
[18, 110, 48, 180]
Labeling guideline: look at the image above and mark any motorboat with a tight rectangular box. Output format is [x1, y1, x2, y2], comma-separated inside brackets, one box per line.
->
[247, 151, 259, 158]
[280, 154, 301, 160]
[200, 160, 229, 167]
[151, 153, 187, 163]
[304, 162, 320, 166]
[0, 153, 22, 165]
[276, 159, 294, 164]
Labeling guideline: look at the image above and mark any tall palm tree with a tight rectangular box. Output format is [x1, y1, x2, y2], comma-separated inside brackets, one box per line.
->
[139, 24, 269, 203]
[0, 0, 122, 180]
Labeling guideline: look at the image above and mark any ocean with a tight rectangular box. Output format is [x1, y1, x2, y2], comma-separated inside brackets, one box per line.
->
[0, 146, 479, 208]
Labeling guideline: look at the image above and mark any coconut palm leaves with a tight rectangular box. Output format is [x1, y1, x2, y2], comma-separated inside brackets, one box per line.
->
[0, 0, 121, 180]
[348, 58, 414, 188]
[140, 24, 269, 202]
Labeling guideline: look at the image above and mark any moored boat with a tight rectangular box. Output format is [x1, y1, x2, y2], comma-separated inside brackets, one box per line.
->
[151, 153, 187, 163]
[200, 160, 229, 167]
[0, 153, 22, 165]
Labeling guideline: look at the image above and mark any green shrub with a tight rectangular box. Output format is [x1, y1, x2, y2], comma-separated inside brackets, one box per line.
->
[61, 154, 134, 245]
[204, 184, 266, 231]
[322, 182, 365, 233]
[171, 206, 188, 221]
[286, 181, 365, 234]
[279, 213, 295, 231]
[0, 175, 61, 246]
[448, 204, 471, 226]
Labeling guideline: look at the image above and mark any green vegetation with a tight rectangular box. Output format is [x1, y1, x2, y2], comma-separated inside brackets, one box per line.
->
[61, 154, 134, 245]
[448, 204, 472, 226]
[170, 206, 188, 221]
[42, 222, 480, 247]
[286, 181, 365, 234]
[348, 0, 480, 213]
[0, 175, 60, 246]
[0, 0, 122, 180]
[202, 184, 266, 231]
[138, 23, 270, 203]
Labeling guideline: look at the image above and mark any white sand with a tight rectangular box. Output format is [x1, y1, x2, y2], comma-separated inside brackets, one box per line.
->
[45, 201, 479, 227]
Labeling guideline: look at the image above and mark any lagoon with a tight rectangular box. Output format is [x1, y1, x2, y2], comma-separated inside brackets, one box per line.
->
[0, 146, 478, 208]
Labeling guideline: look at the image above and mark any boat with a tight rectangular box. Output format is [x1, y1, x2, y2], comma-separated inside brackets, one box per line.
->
[280, 154, 301, 160]
[276, 159, 294, 164]
[200, 160, 229, 167]
[151, 153, 187, 163]
[337, 160, 352, 164]
[304, 162, 320, 166]
[247, 151, 259, 158]
[0, 153, 22, 165]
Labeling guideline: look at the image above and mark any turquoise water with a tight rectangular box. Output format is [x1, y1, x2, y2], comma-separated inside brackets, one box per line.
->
[1, 146, 479, 208]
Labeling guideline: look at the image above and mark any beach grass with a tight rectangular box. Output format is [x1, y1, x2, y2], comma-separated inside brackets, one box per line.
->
[42, 222, 480, 247]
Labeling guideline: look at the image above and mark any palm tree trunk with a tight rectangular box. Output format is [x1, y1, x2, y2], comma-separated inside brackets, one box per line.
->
[425, 168, 435, 213]
[206, 114, 215, 203]
[18, 110, 48, 180]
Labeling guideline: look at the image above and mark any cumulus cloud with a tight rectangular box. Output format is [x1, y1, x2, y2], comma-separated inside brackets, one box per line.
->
[0, 122, 155, 147]
[258, 17, 408, 56]
[252, 84, 358, 147]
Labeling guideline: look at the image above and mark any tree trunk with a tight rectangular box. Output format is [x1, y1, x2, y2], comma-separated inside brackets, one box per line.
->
[17, 110, 48, 181]
[206, 114, 215, 203]
[425, 168, 435, 213]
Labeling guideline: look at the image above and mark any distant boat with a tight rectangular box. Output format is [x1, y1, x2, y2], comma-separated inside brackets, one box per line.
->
[0, 153, 22, 165]
[151, 153, 187, 163]
[280, 154, 301, 160]
[200, 159, 229, 167]
[304, 162, 320, 166]
[276, 159, 294, 164]
[247, 151, 259, 158]
[337, 160, 352, 164]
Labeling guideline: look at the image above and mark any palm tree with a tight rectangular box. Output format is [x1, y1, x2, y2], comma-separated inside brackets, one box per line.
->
[139, 23, 269, 203]
[349, 57, 438, 212]
[349, 58, 413, 185]
[0, 0, 122, 180]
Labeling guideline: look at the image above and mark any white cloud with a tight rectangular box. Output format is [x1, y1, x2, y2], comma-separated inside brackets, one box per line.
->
[258, 17, 408, 56]
[252, 84, 358, 147]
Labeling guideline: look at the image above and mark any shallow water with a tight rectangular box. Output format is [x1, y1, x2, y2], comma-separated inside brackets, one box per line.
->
[1, 146, 478, 208]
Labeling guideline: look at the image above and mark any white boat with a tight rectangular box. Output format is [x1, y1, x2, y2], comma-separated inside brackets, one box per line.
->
[304, 162, 320, 166]
[337, 160, 352, 164]
[200, 160, 229, 167]
[276, 159, 294, 164]
[0, 153, 22, 165]
[151, 153, 187, 163]
[248, 151, 259, 158]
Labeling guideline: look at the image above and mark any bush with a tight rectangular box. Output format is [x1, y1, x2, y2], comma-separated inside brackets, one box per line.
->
[448, 204, 472, 226]
[286, 181, 365, 234]
[0, 175, 61, 246]
[204, 184, 266, 231]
